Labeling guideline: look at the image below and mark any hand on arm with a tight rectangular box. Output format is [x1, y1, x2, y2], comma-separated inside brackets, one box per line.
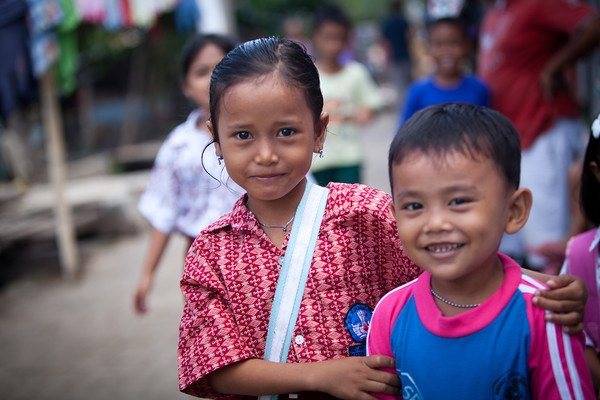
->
[525, 270, 587, 333]
[133, 228, 170, 314]
[208, 356, 400, 400]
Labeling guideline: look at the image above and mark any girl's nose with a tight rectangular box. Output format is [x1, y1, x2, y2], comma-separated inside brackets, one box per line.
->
[254, 140, 279, 165]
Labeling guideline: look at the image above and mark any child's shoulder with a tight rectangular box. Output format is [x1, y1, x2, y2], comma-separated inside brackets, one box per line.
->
[463, 74, 489, 90]
[326, 182, 393, 217]
[567, 228, 600, 256]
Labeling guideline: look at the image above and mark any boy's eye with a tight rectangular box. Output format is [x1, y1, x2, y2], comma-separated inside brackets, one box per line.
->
[449, 198, 470, 206]
[278, 128, 295, 137]
[235, 131, 251, 140]
[403, 202, 422, 211]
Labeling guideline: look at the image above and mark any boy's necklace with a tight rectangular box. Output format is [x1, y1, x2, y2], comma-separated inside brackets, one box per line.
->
[258, 215, 295, 233]
[430, 288, 480, 309]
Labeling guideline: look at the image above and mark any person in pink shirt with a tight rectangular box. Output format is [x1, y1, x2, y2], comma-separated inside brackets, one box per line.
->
[177, 37, 589, 400]
[368, 103, 593, 399]
[478, 0, 600, 271]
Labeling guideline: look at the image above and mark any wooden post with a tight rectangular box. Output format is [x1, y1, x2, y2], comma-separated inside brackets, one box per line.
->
[40, 69, 79, 278]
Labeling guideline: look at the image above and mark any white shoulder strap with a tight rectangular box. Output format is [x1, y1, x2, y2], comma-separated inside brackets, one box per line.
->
[259, 182, 329, 400]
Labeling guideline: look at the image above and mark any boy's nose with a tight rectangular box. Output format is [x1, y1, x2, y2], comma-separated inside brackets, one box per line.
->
[423, 210, 452, 233]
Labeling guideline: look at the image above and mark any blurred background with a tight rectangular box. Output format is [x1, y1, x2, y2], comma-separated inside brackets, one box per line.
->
[0, 0, 599, 399]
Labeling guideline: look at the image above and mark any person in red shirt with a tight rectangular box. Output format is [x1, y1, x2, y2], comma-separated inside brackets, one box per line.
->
[478, 0, 600, 270]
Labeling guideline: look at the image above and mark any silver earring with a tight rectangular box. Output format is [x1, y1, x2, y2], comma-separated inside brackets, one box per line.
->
[318, 149, 324, 158]
[217, 156, 223, 165]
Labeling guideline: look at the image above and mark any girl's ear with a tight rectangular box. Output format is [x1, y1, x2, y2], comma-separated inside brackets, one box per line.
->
[314, 112, 329, 153]
[505, 188, 533, 235]
[206, 120, 222, 157]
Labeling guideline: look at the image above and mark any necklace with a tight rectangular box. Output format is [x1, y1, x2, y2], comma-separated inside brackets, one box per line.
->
[258, 215, 295, 233]
[430, 288, 480, 309]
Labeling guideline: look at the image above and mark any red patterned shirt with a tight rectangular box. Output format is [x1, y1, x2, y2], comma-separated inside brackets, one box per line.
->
[178, 183, 419, 398]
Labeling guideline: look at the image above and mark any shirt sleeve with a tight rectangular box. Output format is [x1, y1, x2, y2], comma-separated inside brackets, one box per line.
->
[532, 0, 596, 35]
[137, 139, 180, 234]
[352, 63, 384, 110]
[366, 293, 403, 400]
[526, 297, 594, 399]
[177, 235, 259, 398]
[401, 83, 419, 125]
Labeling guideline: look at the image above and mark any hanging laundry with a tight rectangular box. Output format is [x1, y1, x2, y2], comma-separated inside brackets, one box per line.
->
[103, 0, 124, 31]
[0, 0, 37, 122]
[27, 0, 63, 77]
[74, 0, 106, 24]
[56, 0, 80, 95]
[174, 0, 200, 34]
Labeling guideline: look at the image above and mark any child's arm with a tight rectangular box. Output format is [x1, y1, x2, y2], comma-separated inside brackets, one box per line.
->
[133, 227, 170, 314]
[525, 270, 587, 333]
[584, 345, 600, 398]
[208, 356, 400, 399]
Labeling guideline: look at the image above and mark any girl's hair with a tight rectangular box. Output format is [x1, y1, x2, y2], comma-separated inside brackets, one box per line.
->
[180, 33, 236, 81]
[580, 132, 600, 225]
[208, 37, 323, 142]
[389, 103, 521, 194]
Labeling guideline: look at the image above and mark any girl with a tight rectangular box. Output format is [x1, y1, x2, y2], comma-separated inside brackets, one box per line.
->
[177, 37, 588, 399]
[133, 34, 242, 315]
[562, 114, 600, 395]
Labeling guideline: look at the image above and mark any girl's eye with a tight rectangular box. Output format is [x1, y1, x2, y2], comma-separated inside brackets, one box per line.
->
[278, 128, 295, 137]
[235, 131, 251, 140]
[403, 202, 422, 211]
[449, 198, 470, 206]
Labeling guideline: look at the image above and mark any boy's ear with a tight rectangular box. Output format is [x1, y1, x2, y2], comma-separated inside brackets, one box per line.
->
[206, 120, 222, 157]
[505, 188, 533, 235]
[314, 112, 329, 153]
[590, 161, 600, 182]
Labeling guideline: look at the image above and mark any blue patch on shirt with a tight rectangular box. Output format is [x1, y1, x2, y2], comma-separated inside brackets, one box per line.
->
[345, 303, 373, 343]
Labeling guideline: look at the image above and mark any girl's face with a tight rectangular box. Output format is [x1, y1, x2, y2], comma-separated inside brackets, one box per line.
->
[182, 43, 226, 111]
[209, 73, 327, 208]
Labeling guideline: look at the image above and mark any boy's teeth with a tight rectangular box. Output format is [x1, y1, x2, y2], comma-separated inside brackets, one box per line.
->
[427, 243, 461, 253]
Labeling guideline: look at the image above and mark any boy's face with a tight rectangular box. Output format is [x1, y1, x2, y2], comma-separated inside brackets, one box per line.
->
[428, 22, 470, 78]
[313, 21, 348, 61]
[391, 150, 530, 285]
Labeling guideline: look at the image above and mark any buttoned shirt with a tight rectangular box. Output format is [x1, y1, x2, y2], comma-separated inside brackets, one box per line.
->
[178, 183, 419, 398]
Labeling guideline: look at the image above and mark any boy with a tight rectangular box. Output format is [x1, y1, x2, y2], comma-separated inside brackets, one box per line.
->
[367, 103, 593, 399]
[399, 17, 488, 125]
[309, 4, 383, 186]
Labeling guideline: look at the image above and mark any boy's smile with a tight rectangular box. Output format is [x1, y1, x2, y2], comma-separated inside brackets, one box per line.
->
[391, 150, 520, 300]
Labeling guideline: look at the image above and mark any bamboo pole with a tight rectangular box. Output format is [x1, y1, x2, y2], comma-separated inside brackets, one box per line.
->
[40, 69, 79, 279]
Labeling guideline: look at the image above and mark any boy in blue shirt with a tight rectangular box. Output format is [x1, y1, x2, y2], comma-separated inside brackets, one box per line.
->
[399, 17, 489, 125]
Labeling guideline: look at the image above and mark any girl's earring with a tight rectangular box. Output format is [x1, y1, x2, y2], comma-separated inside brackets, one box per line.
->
[318, 149, 324, 159]
[217, 156, 223, 165]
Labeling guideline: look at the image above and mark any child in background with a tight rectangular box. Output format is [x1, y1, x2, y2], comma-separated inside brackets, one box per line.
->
[133, 34, 241, 315]
[178, 38, 587, 400]
[399, 17, 488, 125]
[309, 4, 383, 186]
[561, 114, 600, 395]
[368, 103, 593, 399]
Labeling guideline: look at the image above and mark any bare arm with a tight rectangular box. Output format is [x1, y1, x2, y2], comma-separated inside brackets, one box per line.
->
[540, 14, 600, 100]
[208, 356, 400, 400]
[133, 228, 170, 314]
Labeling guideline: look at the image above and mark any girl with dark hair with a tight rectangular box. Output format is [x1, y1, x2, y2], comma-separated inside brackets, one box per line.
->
[177, 37, 587, 400]
[133, 34, 241, 315]
[562, 113, 600, 394]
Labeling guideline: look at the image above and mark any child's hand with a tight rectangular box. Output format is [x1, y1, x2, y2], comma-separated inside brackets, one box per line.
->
[533, 274, 587, 333]
[133, 275, 152, 315]
[312, 355, 400, 399]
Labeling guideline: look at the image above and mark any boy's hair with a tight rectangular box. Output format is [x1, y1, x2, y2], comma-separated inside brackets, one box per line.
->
[180, 34, 236, 81]
[580, 132, 600, 225]
[388, 103, 521, 193]
[313, 3, 352, 33]
[208, 37, 323, 142]
[425, 17, 468, 39]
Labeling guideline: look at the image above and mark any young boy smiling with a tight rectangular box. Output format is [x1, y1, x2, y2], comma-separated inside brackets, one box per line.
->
[367, 103, 593, 399]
